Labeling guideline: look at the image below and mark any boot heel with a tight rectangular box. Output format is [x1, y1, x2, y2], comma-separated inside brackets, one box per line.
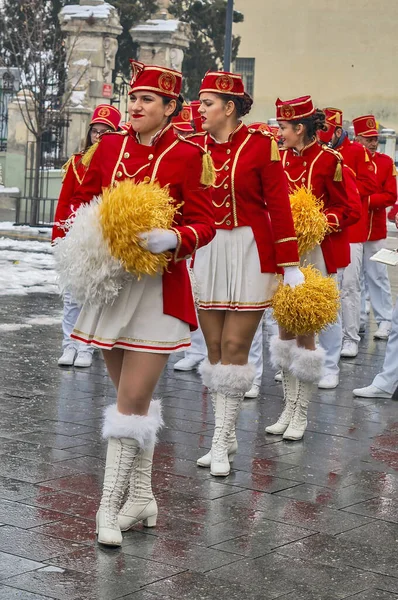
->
[143, 514, 157, 527]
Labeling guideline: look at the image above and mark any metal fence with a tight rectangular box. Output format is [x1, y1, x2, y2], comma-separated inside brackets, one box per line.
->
[0, 68, 20, 151]
[15, 111, 71, 226]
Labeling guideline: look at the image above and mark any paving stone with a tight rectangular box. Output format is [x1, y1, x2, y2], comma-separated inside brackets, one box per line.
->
[122, 530, 242, 572]
[0, 587, 55, 600]
[0, 551, 45, 581]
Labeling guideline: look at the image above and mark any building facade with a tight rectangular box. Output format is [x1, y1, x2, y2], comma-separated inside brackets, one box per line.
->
[233, 0, 398, 130]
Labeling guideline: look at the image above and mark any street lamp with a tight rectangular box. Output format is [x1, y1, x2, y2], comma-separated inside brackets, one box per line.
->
[223, 0, 234, 71]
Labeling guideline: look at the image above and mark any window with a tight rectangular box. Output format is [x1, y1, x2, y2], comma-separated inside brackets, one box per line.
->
[234, 58, 255, 97]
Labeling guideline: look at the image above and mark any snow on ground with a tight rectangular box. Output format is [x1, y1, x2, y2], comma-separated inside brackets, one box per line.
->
[0, 236, 58, 296]
[0, 316, 62, 332]
[0, 222, 51, 238]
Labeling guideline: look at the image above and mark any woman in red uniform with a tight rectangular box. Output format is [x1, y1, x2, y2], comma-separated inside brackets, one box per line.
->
[53, 105, 122, 368]
[192, 71, 301, 476]
[266, 96, 352, 440]
[67, 62, 215, 546]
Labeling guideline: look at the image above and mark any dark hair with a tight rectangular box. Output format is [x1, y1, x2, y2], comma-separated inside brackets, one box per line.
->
[83, 126, 95, 153]
[218, 92, 253, 117]
[292, 109, 327, 140]
[162, 95, 184, 121]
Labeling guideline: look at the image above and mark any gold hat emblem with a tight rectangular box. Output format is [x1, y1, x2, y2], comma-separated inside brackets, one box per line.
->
[181, 107, 191, 121]
[366, 118, 376, 128]
[215, 74, 234, 92]
[158, 72, 176, 93]
[280, 105, 295, 119]
[98, 107, 111, 118]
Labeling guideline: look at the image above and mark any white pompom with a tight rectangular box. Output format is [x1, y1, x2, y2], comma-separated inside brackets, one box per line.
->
[53, 198, 127, 306]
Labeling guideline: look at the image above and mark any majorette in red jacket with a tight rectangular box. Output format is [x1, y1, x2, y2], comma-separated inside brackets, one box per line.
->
[52, 153, 87, 242]
[67, 123, 215, 330]
[189, 122, 300, 272]
[367, 152, 397, 241]
[281, 140, 355, 273]
[337, 136, 378, 243]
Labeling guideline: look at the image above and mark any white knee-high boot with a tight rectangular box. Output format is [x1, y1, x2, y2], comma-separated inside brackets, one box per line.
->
[209, 362, 255, 477]
[283, 346, 325, 441]
[197, 359, 238, 468]
[96, 401, 162, 546]
[266, 337, 297, 435]
[117, 401, 163, 531]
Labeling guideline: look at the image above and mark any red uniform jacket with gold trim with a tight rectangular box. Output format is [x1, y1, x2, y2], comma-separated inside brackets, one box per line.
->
[52, 153, 87, 242]
[69, 124, 215, 329]
[337, 137, 378, 243]
[190, 123, 299, 272]
[367, 152, 397, 241]
[281, 141, 353, 273]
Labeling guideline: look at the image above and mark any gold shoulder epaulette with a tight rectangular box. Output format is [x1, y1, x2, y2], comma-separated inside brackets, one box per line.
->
[247, 127, 280, 161]
[102, 129, 128, 137]
[392, 161, 397, 177]
[322, 145, 343, 181]
[176, 135, 215, 186]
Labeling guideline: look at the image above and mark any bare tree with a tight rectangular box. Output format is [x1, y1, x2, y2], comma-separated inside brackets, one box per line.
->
[0, 0, 88, 225]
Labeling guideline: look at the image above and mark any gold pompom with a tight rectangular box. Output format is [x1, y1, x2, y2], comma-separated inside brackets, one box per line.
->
[271, 265, 340, 335]
[289, 186, 329, 256]
[200, 152, 216, 186]
[99, 179, 180, 278]
[82, 141, 99, 167]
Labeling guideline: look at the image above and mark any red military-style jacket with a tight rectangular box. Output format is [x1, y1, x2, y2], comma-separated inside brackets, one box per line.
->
[190, 123, 300, 272]
[281, 140, 354, 273]
[52, 153, 87, 242]
[69, 124, 215, 329]
[337, 136, 378, 243]
[367, 152, 397, 241]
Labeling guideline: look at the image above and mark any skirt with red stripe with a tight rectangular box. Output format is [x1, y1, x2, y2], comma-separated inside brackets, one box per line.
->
[71, 274, 190, 353]
[194, 226, 279, 311]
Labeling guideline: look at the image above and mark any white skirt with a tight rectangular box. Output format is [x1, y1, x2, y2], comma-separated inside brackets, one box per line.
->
[194, 227, 279, 311]
[71, 275, 190, 354]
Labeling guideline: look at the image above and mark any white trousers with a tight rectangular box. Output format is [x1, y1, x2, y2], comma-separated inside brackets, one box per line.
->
[373, 296, 398, 394]
[304, 246, 342, 377]
[363, 239, 393, 324]
[341, 243, 363, 343]
[62, 291, 94, 353]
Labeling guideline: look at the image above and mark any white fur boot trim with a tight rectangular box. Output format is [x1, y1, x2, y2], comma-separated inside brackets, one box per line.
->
[212, 362, 256, 395]
[198, 358, 215, 389]
[290, 345, 325, 384]
[269, 336, 296, 370]
[102, 400, 163, 449]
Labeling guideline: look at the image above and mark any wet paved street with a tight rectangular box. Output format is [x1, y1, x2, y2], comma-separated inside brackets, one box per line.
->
[1, 233, 398, 598]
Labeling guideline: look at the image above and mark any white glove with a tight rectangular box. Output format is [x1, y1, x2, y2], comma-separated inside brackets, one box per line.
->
[283, 266, 305, 288]
[138, 229, 178, 254]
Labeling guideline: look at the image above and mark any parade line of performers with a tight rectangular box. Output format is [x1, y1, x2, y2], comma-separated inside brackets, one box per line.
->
[52, 61, 398, 547]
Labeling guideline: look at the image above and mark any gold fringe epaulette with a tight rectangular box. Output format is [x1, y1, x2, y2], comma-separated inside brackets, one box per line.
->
[322, 145, 343, 181]
[364, 148, 370, 162]
[61, 156, 73, 182]
[247, 127, 280, 161]
[176, 134, 216, 186]
[82, 141, 99, 167]
[393, 162, 397, 177]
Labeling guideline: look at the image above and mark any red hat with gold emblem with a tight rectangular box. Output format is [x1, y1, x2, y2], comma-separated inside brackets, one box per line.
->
[324, 107, 343, 129]
[129, 60, 182, 99]
[317, 107, 343, 143]
[199, 70, 245, 97]
[90, 104, 121, 131]
[275, 96, 315, 121]
[190, 100, 203, 133]
[352, 114, 378, 137]
[172, 104, 194, 132]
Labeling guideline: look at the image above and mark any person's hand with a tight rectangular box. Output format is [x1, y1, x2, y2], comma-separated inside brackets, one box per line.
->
[138, 229, 177, 254]
[283, 266, 305, 288]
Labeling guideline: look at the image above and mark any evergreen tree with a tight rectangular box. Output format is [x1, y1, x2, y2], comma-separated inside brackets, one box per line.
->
[169, 0, 244, 99]
[107, 0, 158, 81]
